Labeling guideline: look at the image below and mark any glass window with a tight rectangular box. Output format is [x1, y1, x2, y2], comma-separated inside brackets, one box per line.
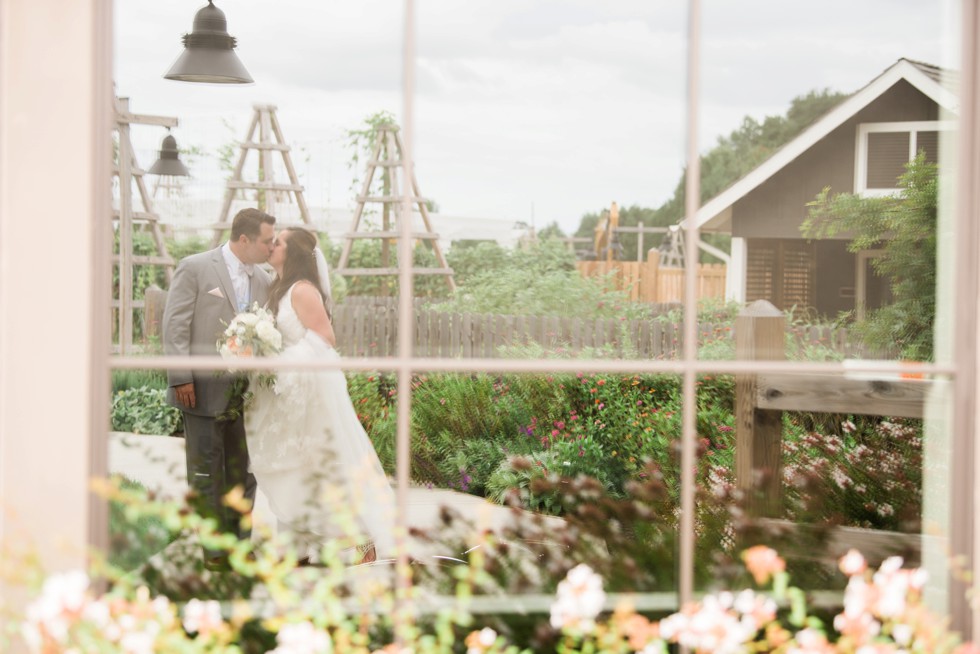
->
[92, 0, 973, 639]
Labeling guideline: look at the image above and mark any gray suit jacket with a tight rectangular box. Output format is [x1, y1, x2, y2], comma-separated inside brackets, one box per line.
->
[163, 247, 273, 417]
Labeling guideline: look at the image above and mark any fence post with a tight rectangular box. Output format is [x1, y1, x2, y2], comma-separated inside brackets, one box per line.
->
[735, 299, 785, 517]
[143, 284, 167, 343]
[643, 249, 660, 302]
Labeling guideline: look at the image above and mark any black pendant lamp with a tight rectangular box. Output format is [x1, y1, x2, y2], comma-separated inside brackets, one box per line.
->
[148, 132, 191, 177]
[164, 1, 253, 84]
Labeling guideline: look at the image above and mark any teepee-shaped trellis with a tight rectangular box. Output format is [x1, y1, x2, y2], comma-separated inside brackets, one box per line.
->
[211, 104, 312, 246]
[335, 123, 455, 292]
[113, 97, 176, 353]
[658, 225, 686, 268]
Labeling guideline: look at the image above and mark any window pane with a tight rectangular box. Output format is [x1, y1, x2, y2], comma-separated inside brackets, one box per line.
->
[867, 131, 911, 189]
[414, 4, 687, 360]
[699, 0, 954, 624]
[917, 130, 940, 164]
[698, 374, 944, 598]
[401, 371, 682, 600]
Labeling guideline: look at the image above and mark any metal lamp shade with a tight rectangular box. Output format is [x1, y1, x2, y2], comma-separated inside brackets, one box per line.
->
[148, 134, 191, 177]
[164, 1, 253, 84]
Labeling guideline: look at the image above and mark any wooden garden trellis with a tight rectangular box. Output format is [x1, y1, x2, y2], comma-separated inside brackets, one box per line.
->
[335, 123, 455, 292]
[113, 97, 176, 354]
[210, 104, 312, 247]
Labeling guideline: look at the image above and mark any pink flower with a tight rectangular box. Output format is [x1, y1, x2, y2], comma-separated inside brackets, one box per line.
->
[839, 549, 867, 576]
[742, 546, 786, 585]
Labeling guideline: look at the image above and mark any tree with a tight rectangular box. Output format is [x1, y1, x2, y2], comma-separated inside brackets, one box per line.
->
[536, 221, 566, 240]
[801, 154, 937, 361]
[573, 89, 848, 262]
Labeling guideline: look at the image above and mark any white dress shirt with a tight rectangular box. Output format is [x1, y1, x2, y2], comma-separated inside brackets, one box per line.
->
[222, 242, 253, 311]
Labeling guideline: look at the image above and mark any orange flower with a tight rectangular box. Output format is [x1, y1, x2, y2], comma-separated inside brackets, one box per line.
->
[620, 613, 660, 649]
[742, 546, 786, 585]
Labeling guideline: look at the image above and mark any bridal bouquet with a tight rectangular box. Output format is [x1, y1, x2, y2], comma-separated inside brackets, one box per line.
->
[217, 303, 283, 359]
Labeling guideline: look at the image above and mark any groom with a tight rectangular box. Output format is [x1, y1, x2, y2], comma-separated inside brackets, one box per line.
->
[163, 208, 276, 569]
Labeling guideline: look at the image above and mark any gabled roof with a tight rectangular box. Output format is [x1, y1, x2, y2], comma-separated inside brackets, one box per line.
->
[692, 58, 959, 231]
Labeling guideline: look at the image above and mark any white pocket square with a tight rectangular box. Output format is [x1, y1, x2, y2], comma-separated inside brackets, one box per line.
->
[208, 287, 225, 298]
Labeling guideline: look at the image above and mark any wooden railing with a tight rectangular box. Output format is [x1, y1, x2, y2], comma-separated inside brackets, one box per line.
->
[735, 299, 923, 563]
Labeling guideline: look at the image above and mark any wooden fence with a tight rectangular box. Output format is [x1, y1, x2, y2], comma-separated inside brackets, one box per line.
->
[575, 250, 727, 303]
[331, 298, 879, 359]
[144, 291, 884, 360]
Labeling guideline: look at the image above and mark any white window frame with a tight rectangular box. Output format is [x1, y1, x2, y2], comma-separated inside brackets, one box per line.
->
[854, 120, 955, 196]
[1, 0, 978, 642]
[855, 249, 887, 321]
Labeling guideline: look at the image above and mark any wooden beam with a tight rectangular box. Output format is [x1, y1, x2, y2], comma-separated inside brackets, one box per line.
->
[735, 300, 786, 517]
[111, 210, 158, 222]
[756, 373, 927, 418]
[335, 267, 456, 276]
[344, 231, 439, 239]
[239, 141, 291, 151]
[612, 225, 671, 234]
[357, 195, 429, 203]
[226, 180, 304, 192]
[114, 111, 178, 128]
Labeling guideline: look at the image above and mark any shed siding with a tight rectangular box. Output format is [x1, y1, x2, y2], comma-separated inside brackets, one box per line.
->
[731, 80, 939, 240]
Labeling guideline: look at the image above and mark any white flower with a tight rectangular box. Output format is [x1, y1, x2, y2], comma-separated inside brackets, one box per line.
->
[182, 598, 224, 635]
[256, 319, 283, 349]
[237, 312, 260, 326]
[549, 563, 606, 633]
[465, 627, 498, 654]
[839, 549, 867, 576]
[119, 629, 155, 654]
[23, 570, 90, 645]
[660, 595, 756, 654]
[272, 621, 332, 654]
[892, 622, 914, 646]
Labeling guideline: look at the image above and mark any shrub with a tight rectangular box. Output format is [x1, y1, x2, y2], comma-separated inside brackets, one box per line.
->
[111, 368, 168, 393]
[110, 386, 182, 435]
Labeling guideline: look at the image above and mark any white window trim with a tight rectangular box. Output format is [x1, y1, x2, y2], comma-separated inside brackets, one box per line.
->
[855, 249, 887, 321]
[854, 120, 955, 196]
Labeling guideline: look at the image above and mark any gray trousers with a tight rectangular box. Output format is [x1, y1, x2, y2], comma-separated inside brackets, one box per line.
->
[182, 412, 257, 557]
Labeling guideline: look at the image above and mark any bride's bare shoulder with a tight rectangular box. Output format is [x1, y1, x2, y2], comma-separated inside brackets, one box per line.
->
[289, 280, 324, 306]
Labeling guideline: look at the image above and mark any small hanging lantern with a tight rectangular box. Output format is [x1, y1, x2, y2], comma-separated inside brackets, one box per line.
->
[148, 132, 191, 177]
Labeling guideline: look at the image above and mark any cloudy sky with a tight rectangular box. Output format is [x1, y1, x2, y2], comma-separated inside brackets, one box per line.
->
[115, 0, 951, 235]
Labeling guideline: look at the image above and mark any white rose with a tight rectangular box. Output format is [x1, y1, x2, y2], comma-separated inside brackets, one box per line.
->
[255, 321, 282, 350]
[238, 312, 260, 327]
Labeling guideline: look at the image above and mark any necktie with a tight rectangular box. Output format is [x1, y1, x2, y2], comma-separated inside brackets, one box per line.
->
[238, 263, 253, 310]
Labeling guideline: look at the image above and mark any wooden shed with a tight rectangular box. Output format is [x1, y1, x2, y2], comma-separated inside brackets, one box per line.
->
[695, 59, 957, 317]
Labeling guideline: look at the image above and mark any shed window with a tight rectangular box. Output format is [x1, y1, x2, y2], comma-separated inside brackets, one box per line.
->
[856, 122, 951, 195]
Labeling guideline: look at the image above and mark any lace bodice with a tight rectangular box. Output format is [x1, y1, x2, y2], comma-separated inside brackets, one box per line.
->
[276, 283, 313, 347]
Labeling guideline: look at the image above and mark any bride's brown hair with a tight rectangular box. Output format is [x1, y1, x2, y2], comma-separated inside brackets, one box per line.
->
[267, 228, 328, 316]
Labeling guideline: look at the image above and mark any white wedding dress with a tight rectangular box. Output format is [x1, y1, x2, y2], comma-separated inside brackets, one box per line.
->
[245, 283, 395, 560]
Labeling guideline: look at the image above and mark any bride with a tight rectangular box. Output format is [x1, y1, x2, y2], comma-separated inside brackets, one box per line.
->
[244, 227, 394, 565]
